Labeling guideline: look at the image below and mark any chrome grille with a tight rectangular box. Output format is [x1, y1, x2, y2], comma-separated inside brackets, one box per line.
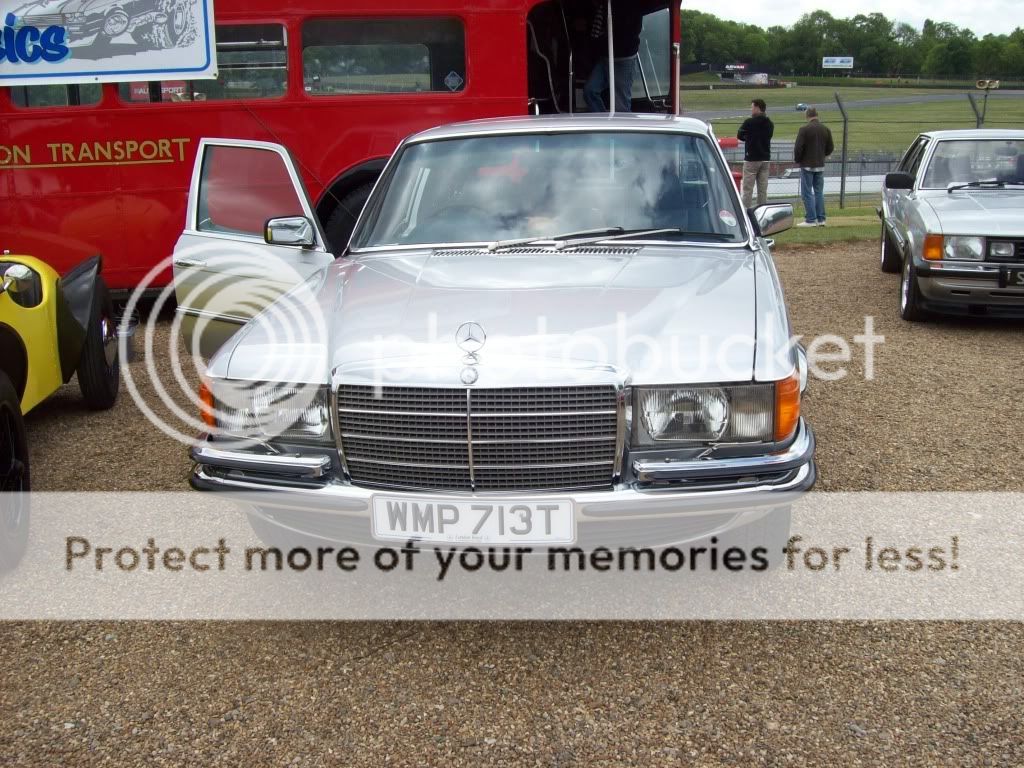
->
[338, 385, 619, 492]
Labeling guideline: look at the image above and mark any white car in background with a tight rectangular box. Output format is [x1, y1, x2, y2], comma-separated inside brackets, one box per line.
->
[879, 129, 1024, 320]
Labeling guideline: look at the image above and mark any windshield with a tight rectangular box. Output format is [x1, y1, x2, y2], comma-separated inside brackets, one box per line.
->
[922, 139, 1024, 189]
[353, 131, 746, 249]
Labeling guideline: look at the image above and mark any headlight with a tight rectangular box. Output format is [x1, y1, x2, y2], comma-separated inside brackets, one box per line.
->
[989, 241, 1016, 260]
[943, 236, 985, 261]
[66, 12, 86, 22]
[201, 380, 331, 444]
[634, 383, 776, 445]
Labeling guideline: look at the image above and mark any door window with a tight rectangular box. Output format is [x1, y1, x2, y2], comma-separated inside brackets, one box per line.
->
[196, 146, 304, 237]
[633, 8, 670, 101]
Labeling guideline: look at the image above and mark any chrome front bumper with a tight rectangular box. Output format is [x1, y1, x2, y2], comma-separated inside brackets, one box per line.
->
[189, 421, 816, 523]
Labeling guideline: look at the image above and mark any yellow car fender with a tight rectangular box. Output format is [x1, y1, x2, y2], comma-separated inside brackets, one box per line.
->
[0, 255, 66, 414]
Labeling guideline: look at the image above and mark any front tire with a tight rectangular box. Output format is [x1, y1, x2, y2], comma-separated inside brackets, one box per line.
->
[0, 371, 30, 573]
[76, 278, 120, 410]
[900, 255, 927, 322]
[880, 221, 900, 273]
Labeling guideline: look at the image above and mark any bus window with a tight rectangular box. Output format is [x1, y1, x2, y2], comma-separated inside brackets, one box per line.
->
[119, 24, 287, 103]
[302, 18, 466, 96]
[9, 84, 102, 108]
[633, 8, 671, 107]
[526, 1, 671, 115]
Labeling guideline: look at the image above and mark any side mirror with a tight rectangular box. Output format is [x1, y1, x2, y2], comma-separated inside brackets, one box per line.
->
[753, 204, 793, 237]
[265, 216, 316, 248]
[885, 172, 914, 190]
[0, 263, 34, 297]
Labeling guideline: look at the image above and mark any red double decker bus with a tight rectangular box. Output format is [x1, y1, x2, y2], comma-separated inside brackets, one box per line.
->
[0, 0, 678, 291]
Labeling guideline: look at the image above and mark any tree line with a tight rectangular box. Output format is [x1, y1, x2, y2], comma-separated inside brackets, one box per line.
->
[681, 10, 1024, 78]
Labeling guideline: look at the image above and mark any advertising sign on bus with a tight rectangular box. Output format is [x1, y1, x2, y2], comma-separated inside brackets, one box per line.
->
[0, 0, 217, 86]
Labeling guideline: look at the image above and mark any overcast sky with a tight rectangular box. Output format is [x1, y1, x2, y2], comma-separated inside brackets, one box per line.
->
[680, 0, 1018, 38]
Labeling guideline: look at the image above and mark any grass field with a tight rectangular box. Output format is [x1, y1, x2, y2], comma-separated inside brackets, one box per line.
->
[772, 204, 881, 246]
[696, 87, 1024, 153]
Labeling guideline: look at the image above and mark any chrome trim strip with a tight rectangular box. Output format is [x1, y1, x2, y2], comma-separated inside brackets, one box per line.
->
[340, 433, 617, 445]
[337, 408, 617, 418]
[346, 457, 613, 470]
[174, 306, 248, 325]
[613, 384, 628, 481]
[330, 382, 350, 480]
[190, 461, 814, 516]
[190, 444, 331, 479]
[632, 422, 814, 483]
[465, 389, 476, 489]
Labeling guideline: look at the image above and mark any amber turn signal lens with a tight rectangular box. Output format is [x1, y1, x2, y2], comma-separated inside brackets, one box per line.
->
[198, 379, 217, 429]
[923, 234, 944, 261]
[774, 373, 801, 442]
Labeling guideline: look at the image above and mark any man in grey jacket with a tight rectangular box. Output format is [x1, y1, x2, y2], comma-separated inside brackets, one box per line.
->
[793, 108, 835, 227]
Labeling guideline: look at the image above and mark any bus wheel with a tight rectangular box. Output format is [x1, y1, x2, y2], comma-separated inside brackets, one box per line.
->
[324, 184, 374, 252]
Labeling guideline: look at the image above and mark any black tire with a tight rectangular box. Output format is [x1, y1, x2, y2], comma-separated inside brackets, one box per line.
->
[76, 278, 120, 410]
[0, 370, 30, 573]
[880, 221, 901, 273]
[900, 254, 927, 322]
[323, 183, 374, 252]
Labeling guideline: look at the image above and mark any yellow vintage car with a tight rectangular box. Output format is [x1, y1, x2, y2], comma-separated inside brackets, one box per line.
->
[0, 254, 119, 570]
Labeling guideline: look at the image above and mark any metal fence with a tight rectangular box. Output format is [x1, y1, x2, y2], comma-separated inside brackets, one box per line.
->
[717, 90, 1024, 208]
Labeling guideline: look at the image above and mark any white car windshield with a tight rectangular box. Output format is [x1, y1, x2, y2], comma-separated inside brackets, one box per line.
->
[922, 139, 1024, 189]
[353, 131, 746, 249]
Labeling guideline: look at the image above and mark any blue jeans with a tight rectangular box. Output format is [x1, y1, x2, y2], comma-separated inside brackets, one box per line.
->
[584, 56, 636, 113]
[800, 169, 826, 223]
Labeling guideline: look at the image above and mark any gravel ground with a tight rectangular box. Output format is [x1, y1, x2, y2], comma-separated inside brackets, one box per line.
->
[3, 240, 1024, 765]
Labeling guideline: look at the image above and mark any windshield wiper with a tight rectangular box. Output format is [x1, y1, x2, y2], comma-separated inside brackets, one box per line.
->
[947, 179, 1024, 193]
[554, 227, 686, 250]
[486, 227, 625, 252]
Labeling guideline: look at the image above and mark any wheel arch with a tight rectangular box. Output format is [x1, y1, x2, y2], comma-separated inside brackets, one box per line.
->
[0, 323, 29, 404]
[314, 158, 389, 231]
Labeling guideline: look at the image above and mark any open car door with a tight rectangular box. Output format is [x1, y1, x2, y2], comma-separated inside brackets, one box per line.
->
[632, 6, 674, 113]
[172, 139, 334, 359]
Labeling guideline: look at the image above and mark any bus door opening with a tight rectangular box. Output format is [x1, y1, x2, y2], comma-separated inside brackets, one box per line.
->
[526, 1, 673, 116]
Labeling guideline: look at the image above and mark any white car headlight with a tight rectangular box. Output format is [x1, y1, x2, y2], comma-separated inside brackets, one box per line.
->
[207, 380, 331, 444]
[943, 236, 985, 261]
[635, 384, 775, 444]
[989, 241, 1016, 260]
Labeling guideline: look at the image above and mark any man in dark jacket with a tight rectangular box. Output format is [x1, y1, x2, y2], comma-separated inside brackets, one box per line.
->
[583, 0, 647, 113]
[737, 99, 774, 208]
[793, 107, 835, 226]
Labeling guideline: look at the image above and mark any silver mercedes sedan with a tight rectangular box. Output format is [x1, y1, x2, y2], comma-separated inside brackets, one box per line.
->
[880, 129, 1024, 320]
[175, 115, 815, 549]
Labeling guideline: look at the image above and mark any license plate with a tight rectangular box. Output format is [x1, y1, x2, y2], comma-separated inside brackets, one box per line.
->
[1002, 267, 1024, 289]
[371, 496, 575, 545]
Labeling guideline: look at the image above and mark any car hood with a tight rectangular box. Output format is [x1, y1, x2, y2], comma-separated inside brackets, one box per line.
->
[924, 192, 1024, 237]
[220, 246, 767, 388]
